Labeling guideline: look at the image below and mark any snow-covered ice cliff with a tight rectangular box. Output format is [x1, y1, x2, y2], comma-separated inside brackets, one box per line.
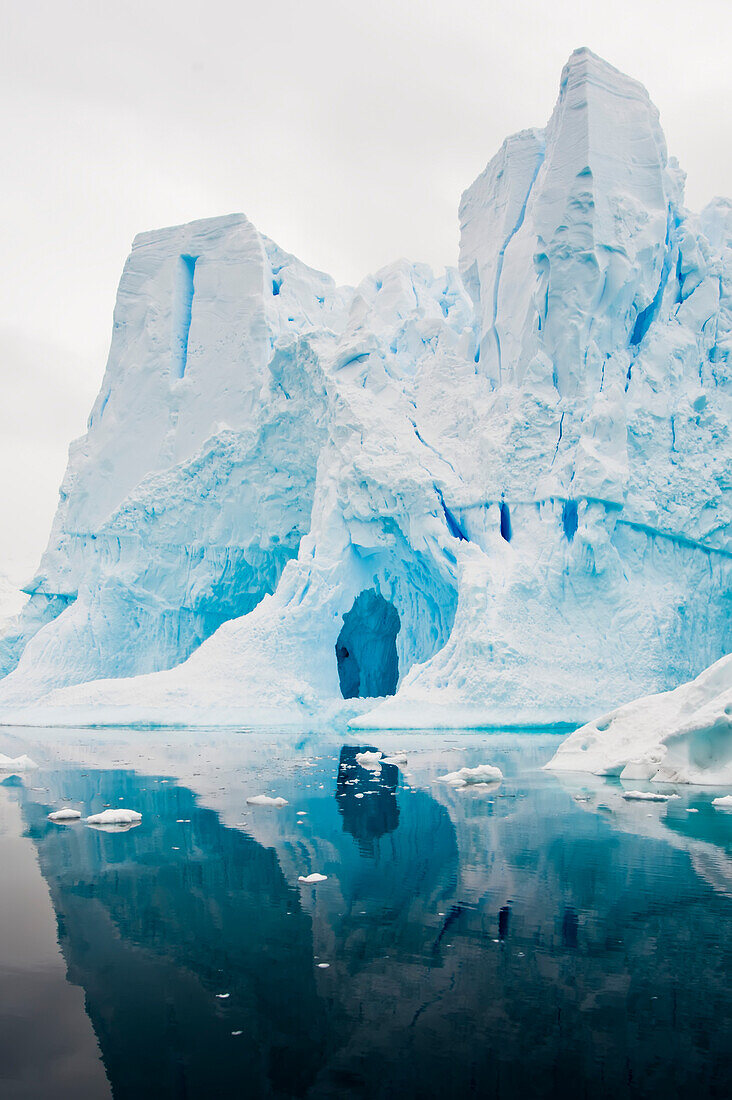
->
[0, 49, 729, 727]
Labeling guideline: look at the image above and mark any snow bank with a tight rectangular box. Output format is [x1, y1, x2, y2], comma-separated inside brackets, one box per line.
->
[437, 764, 503, 788]
[546, 655, 732, 785]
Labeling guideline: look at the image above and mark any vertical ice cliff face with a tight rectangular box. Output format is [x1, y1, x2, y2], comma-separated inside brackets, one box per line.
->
[0, 49, 729, 725]
[460, 49, 676, 394]
[0, 214, 352, 692]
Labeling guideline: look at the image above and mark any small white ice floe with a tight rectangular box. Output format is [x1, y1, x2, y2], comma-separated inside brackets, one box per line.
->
[317, 963, 330, 969]
[231, 1030, 242, 1036]
[48, 808, 82, 822]
[621, 791, 678, 803]
[437, 764, 503, 789]
[86, 808, 142, 828]
[382, 753, 408, 765]
[246, 794, 288, 807]
[216, 993, 230, 999]
[298, 873, 327, 884]
[712, 795, 732, 810]
[0, 753, 38, 772]
[354, 793, 364, 799]
[355, 751, 382, 769]
[296, 811, 307, 816]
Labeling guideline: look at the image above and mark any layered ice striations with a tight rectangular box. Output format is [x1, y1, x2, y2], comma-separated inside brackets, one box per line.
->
[0, 49, 730, 727]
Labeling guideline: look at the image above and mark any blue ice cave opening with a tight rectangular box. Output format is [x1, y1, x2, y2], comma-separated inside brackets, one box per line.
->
[335, 589, 401, 699]
[500, 501, 512, 543]
[172, 254, 198, 378]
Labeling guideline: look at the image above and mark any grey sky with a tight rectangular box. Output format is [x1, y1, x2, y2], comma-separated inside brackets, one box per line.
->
[1, 0, 731, 580]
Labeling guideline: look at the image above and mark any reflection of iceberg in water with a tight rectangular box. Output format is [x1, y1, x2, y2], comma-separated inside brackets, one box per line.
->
[336, 745, 400, 855]
[11, 733, 732, 1099]
[550, 771, 732, 899]
[21, 770, 327, 1099]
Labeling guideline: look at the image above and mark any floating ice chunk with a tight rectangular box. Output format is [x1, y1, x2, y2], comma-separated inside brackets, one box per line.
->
[48, 808, 81, 822]
[437, 764, 503, 788]
[86, 808, 142, 826]
[246, 794, 288, 807]
[0, 753, 38, 772]
[382, 753, 408, 765]
[216, 993, 230, 999]
[355, 751, 383, 769]
[621, 790, 677, 803]
[712, 795, 732, 810]
[298, 873, 328, 884]
[317, 963, 330, 969]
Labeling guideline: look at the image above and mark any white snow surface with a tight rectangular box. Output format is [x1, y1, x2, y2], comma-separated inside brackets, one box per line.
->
[437, 764, 503, 788]
[546, 654, 732, 785]
[0, 49, 730, 729]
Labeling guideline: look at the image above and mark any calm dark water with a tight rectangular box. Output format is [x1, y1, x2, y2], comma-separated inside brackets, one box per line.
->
[1, 729, 731, 1099]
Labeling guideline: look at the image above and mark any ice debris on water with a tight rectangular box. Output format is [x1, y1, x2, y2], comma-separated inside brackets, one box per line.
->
[355, 751, 382, 769]
[246, 795, 288, 807]
[712, 795, 732, 810]
[298, 873, 328, 884]
[621, 791, 678, 803]
[48, 808, 82, 822]
[86, 808, 142, 826]
[437, 764, 503, 788]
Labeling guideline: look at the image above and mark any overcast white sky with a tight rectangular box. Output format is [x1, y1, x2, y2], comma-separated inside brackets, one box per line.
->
[1, 0, 730, 581]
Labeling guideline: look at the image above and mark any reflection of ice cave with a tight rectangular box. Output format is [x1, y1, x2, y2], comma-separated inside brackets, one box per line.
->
[335, 590, 401, 699]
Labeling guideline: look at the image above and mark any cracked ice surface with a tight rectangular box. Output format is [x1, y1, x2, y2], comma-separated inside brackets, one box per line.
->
[0, 49, 729, 729]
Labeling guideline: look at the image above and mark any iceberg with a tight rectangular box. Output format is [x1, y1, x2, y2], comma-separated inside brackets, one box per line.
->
[0, 49, 729, 728]
[545, 654, 732, 785]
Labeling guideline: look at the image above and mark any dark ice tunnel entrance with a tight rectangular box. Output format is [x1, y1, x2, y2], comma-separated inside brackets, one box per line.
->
[335, 589, 401, 699]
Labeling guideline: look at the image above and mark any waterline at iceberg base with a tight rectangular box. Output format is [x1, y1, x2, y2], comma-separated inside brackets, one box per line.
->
[0, 48, 730, 731]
